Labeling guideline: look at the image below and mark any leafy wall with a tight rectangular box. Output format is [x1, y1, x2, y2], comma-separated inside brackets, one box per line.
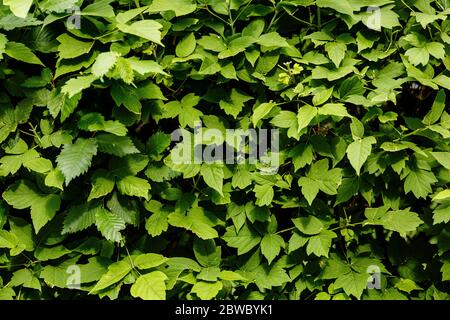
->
[0, 0, 450, 300]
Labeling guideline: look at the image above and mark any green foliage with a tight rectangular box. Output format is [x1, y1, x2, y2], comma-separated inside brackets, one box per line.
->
[0, 0, 450, 301]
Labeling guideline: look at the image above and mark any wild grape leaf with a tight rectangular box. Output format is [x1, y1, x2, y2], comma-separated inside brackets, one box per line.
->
[131, 271, 168, 300]
[261, 233, 285, 264]
[298, 159, 342, 205]
[191, 281, 223, 300]
[365, 207, 423, 237]
[346, 136, 377, 175]
[193, 238, 221, 268]
[222, 224, 261, 255]
[306, 230, 336, 257]
[90, 259, 132, 293]
[3, 180, 61, 233]
[404, 168, 437, 199]
[200, 164, 224, 196]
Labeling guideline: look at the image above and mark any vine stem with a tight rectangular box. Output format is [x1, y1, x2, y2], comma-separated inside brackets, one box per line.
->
[317, 7, 321, 29]
[329, 222, 366, 231]
[400, 0, 415, 12]
[233, 0, 253, 24]
[275, 227, 296, 234]
[134, 0, 144, 20]
[266, 5, 279, 31]
[276, 222, 368, 235]
[201, 6, 230, 27]
[227, 0, 235, 35]
[123, 243, 142, 277]
[28, 122, 43, 146]
[284, 8, 317, 27]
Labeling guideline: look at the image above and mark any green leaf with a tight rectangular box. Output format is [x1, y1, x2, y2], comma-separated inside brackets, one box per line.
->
[200, 164, 224, 196]
[297, 105, 317, 132]
[9, 268, 41, 291]
[45, 169, 65, 190]
[95, 208, 126, 242]
[0, 230, 19, 249]
[35, 245, 71, 261]
[47, 90, 81, 122]
[133, 254, 168, 270]
[306, 230, 336, 257]
[257, 32, 290, 48]
[350, 118, 365, 140]
[4, 0, 33, 18]
[5, 42, 43, 65]
[131, 271, 168, 300]
[191, 281, 223, 300]
[318, 103, 351, 117]
[23, 157, 53, 173]
[90, 259, 132, 293]
[117, 176, 150, 200]
[433, 190, 450, 202]
[92, 52, 120, 78]
[252, 102, 276, 127]
[3, 180, 61, 233]
[61, 75, 96, 98]
[406, 47, 429, 66]
[334, 270, 368, 299]
[423, 90, 446, 125]
[404, 168, 437, 199]
[222, 224, 261, 255]
[193, 238, 221, 268]
[198, 35, 227, 52]
[219, 89, 253, 118]
[128, 59, 168, 76]
[147, 132, 171, 158]
[168, 207, 220, 240]
[261, 234, 285, 264]
[325, 42, 346, 67]
[365, 207, 423, 237]
[316, 0, 353, 15]
[56, 138, 98, 185]
[176, 33, 196, 58]
[82, 0, 115, 17]
[427, 42, 445, 60]
[57, 34, 94, 59]
[298, 159, 342, 205]
[31, 194, 61, 233]
[346, 137, 377, 175]
[88, 170, 115, 201]
[96, 134, 139, 157]
[292, 216, 324, 235]
[431, 152, 450, 170]
[289, 144, 313, 171]
[395, 278, 422, 294]
[117, 20, 163, 45]
[62, 203, 98, 234]
[147, 0, 197, 16]
[79, 113, 127, 136]
[107, 192, 139, 226]
[254, 184, 274, 207]
[144, 201, 169, 237]
[441, 260, 450, 282]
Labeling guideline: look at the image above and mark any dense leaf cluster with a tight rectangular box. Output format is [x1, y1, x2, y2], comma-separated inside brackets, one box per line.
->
[0, 0, 450, 300]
